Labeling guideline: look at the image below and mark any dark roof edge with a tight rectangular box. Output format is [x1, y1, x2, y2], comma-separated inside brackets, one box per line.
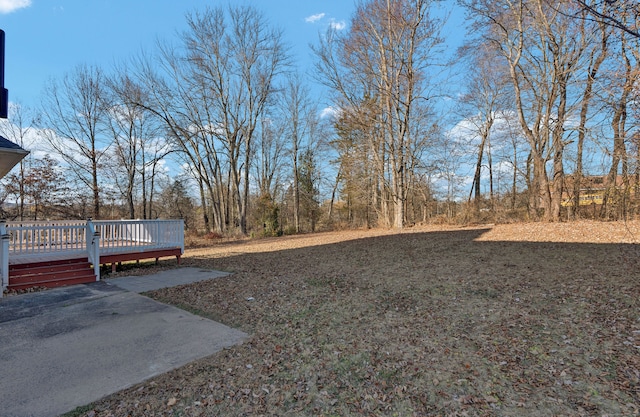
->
[0, 134, 28, 152]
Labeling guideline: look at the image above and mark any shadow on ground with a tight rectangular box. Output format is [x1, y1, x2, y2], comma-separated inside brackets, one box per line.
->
[75, 228, 640, 416]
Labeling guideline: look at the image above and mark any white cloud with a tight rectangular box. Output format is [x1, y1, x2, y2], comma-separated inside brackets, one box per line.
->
[305, 13, 325, 23]
[0, 0, 31, 14]
[329, 19, 347, 31]
[320, 106, 340, 120]
[304, 13, 347, 31]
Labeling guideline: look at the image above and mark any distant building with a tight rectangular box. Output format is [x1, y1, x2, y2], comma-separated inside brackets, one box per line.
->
[561, 175, 638, 207]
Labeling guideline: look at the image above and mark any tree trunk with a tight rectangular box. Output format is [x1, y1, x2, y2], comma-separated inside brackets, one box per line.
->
[241, 141, 251, 235]
[573, 18, 607, 219]
[293, 147, 300, 233]
[551, 73, 569, 222]
[470, 133, 486, 213]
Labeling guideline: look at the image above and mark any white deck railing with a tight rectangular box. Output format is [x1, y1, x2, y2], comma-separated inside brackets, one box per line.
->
[94, 220, 184, 254]
[3, 220, 88, 256]
[0, 219, 185, 297]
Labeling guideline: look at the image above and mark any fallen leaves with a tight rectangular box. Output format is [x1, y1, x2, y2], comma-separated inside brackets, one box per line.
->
[75, 221, 640, 417]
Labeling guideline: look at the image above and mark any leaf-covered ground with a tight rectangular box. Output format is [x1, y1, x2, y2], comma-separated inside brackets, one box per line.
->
[73, 222, 640, 416]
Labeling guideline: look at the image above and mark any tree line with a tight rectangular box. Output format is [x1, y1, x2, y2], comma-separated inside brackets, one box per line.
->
[1, 0, 639, 234]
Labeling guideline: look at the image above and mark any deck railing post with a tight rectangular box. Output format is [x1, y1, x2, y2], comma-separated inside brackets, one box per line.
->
[86, 219, 101, 281]
[179, 220, 185, 254]
[0, 220, 8, 297]
[92, 230, 100, 281]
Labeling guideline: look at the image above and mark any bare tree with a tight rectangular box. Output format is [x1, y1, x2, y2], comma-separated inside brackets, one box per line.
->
[464, 0, 591, 221]
[315, 0, 444, 228]
[3, 155, 68, 220]
[104, 75, 143, 219]
[105, 72, 169, 219]
[254, 117, 285, 200]
[457, 43, 511, 214]
[125, 49, 225, 230]
[40, 64, 109, 219]
[569, 5, 609, 219]
[128, 6, 289, 234]
[0, 102, 37, 220]
[600, 20, 640, 219]
[181, 6, 290, 234]
[572, 0, 639, 38]
[278, 74, 321, 233]
[331, 107, 378, 227]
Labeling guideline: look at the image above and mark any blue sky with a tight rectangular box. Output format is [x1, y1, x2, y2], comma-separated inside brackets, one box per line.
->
[0, 0, 362, 109]
[0, 0, 469, 193]
[0, 0, 467, 113]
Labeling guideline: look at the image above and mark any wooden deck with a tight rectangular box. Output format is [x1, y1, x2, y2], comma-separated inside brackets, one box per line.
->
[1, 219, 184, 294]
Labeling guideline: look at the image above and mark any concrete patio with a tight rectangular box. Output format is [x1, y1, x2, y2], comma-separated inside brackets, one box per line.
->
[0, 267, 246, 417]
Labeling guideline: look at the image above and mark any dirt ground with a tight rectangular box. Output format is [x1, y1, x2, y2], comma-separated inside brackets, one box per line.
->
[70, 221, 640, 416]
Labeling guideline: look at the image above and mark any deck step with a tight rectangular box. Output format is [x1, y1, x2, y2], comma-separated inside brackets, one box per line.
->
[7, 258, 96, 291]
[9, 257, 91, 271]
